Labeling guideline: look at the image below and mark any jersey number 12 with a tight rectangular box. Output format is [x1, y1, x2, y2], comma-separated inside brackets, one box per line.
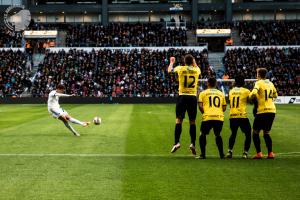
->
[184, 76, 195, 88]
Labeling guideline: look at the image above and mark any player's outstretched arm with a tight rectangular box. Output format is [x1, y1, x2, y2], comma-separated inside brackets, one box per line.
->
[55, 93, 75, 97]
[193, 58, 198, 68]
[168, 57, 176, 73]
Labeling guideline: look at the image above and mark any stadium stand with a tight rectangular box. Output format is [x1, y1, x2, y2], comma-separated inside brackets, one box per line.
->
[30, 48, 210, 97]
[237, 21, 300, 46]
[26, 22, 187, 47]
[0, 25, 23, 48]
[223, 47, 300, 96]
[0, 49, 32, 97]
[65, 23, 187, 47]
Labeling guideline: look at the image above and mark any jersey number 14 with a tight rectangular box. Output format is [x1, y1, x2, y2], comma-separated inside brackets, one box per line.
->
[265, 89, 273, 101]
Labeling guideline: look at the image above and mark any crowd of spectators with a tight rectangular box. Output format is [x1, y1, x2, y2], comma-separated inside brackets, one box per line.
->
[2, 20, 300, 97]
[237, 21, 300, 46]
[223, 47, 300, 96]
[65, 23, 187, 47]
[0, 50, 32, 97]
[31, 48, 210, 97]
[0, 26, 23, 47]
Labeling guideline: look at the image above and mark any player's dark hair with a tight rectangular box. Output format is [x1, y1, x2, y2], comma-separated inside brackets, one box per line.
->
[56, 84, 65, 90]
[257, 68, 268, 79]
[208, 77, 217, 88]
[235, 75, 245, 87]
[184, 54, 194, 66]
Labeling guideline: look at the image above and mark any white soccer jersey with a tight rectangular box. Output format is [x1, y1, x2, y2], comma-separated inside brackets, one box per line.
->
[47, 90, 71, 112]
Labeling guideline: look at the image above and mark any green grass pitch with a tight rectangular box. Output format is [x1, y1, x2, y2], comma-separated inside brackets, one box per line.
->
[0, 104, 299, 200]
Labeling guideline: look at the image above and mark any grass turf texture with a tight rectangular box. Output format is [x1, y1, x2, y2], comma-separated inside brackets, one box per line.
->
[0, 104, 299, 200]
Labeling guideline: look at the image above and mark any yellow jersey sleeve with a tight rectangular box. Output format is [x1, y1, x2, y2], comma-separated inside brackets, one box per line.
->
[174, 66, 183, 73]
[198, 91, 204, 103]
[249, 81, 260, 98]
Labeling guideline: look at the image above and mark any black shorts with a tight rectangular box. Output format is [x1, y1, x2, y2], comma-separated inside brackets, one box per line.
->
[200, 120, 223, 135]
[253, 113, 275, 132]
[176, 95, 197, 120]
[230, 118, 251, 134]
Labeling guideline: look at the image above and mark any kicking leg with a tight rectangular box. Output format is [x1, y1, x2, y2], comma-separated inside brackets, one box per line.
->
[59, 116, 80, 136]
[66, 115, 90, 127]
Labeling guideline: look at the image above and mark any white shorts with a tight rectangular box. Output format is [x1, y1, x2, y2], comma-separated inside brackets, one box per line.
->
[49, 108, 68, 119]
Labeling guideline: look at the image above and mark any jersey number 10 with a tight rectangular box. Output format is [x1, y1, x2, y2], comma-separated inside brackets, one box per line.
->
[209, 96, 221, 108]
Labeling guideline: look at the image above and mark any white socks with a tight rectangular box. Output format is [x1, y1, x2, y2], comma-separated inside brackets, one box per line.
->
[63, 121, 80, 136]
[69, 117, 85, 126]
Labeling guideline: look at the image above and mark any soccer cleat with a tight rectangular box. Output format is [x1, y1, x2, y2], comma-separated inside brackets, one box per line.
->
[171, 143, 181, 153]
[83, 122, 91, 127]
[73, 132, 80, 137]
[242, 152, 248, 159]
[267, 152, 275, 159]
[226, 151, 233, 159]
[253, 152, 263, 159]
[198, 154, 206, 159]
[220, 154, 225, 159]
[189, 144, 196, 155]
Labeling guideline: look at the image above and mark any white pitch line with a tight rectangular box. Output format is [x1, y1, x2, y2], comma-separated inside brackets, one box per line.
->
[0, 153, 299, 157]
[0, 153, 184, 157]
[276, 152, 300, 155]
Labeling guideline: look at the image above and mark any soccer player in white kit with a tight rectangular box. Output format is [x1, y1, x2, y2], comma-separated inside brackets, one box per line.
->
[48, 84, 90, 136]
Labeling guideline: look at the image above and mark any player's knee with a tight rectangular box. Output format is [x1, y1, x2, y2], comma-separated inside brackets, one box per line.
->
[189, 120, 196, 125]
[263, 131, 270, 135]
[59, 115, 67, 122]
[252, 129, 259, 135]
[214, 132, 221, 137]
[176, 118, 183, 124]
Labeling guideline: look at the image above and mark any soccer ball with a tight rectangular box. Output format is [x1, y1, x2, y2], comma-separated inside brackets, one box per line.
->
[93, 116, 101, 125]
